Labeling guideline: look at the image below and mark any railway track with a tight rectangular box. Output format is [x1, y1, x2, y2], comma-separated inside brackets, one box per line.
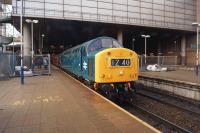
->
[129, 103, 192, 133]
[99, 88, 199, 133]
[99, 90, 195, 132]
[136, 88, 200, 116]
[58, 67, 198, 133]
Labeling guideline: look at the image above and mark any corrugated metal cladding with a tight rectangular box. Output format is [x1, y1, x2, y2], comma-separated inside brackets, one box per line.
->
[88, 58, 94, 77]
[12, 0, 196, 31]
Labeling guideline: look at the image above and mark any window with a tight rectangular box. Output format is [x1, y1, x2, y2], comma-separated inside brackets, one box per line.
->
[87, 38, 122, 53]
[82, 47, 87, 56]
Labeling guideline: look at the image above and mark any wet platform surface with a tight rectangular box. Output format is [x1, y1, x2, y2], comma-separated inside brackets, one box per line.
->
[0, 67, 158, 133]
[140, 70, 200, 84]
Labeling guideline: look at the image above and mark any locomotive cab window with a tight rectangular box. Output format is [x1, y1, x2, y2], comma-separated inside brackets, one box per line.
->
[88, 38, 122, 53]
[82, 47, 87, 56]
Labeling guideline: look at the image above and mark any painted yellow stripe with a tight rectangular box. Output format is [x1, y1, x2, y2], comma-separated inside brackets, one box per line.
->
[57, 66, 161, 133]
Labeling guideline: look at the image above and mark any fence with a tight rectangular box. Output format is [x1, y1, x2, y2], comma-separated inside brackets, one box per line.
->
[0, 53, 51, 80]
[139, 55, 178, 71]
[15, 54, 51, 76]
[0, 53, 15, 80]
[31, 54, 51, 75]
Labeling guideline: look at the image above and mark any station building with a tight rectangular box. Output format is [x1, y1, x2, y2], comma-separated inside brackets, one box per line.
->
[0, 0, 200, 66]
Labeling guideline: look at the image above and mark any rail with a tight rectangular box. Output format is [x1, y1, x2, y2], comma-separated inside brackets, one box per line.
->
[136, 88, 200, 116]
[58, 66, 195, 133]
[131, 104, 192, 133]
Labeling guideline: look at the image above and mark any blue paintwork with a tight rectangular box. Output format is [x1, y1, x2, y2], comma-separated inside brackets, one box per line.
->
[59, 36, 122, 82]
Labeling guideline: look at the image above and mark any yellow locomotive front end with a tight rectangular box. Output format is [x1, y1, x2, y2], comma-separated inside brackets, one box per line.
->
[95, 48, 138, 83]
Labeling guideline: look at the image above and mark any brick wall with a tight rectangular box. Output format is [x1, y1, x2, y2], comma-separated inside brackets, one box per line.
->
[186, 35, 200, 66]
[198, 0, 200, 22]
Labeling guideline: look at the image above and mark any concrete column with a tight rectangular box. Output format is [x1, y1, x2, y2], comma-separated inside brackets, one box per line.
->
[117, 30, 123, 45]
[157, 40, 162, 55]
[23, 23, 31, 66]
[181, 35, 186, 65]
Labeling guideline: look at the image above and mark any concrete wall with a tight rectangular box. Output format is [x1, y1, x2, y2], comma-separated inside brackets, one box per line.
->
[136, 79, 200, 101]
[12, 0, 196, 31]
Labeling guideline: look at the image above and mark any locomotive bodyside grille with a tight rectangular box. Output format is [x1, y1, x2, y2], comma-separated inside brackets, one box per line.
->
[88, 58, 94, 77]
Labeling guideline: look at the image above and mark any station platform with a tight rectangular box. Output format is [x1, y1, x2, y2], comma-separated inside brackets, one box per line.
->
[140, 69, 200, 84]
[0, 67, 159, 133]
[139, 69, 200, 101]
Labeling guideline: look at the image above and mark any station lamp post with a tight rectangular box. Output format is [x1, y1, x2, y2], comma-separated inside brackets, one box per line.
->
[132, 38, 135, 51]
[192, 22, 200, 76]
[41, 34, 45, 52]
[25, 19, 38, 66]
[141, 34, 150, 64]
[17, 0, 24, 84]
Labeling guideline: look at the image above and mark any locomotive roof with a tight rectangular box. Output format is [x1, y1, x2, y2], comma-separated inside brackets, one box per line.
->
[60, 36, 122, 55]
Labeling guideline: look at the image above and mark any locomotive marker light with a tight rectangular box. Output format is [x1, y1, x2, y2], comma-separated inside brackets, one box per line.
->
[192, 22, 200, 77]
[141, 35, 150, 64]
[25, 19, 38, 68]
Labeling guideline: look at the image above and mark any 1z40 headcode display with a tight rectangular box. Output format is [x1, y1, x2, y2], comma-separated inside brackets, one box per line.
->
[111, 59, 131, 66]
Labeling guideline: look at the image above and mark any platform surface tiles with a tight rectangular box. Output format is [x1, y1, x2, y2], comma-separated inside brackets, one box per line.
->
[0, 67, 160, 133]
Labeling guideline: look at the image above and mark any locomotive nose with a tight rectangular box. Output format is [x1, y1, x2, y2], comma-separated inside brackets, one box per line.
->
[95, 48, 138, 83]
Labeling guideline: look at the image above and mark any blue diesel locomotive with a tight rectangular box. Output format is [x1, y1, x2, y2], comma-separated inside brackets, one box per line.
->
[59, 36, 138, 101]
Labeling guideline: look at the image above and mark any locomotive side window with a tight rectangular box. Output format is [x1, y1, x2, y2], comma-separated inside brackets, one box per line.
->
[82, 47, 87, 56]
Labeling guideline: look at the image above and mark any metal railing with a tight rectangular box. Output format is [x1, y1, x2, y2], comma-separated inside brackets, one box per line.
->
[0, 53, 51, 80]
[31, 54, 51, 75]
[0, 53, 15, 80]
[139, 55, 178, 71]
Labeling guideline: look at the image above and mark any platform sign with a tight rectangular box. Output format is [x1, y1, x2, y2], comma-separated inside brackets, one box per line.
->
[191, 44, 200, 49]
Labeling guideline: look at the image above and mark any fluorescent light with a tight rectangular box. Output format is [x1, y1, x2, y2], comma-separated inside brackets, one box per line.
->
[25, 19, 31, 23]
[192, 22, 200, 26]
[33, 20, 38, 23]
[141, 35, 150, 38]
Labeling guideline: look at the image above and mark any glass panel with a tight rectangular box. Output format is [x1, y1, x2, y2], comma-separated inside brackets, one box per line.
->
[101, 39, 113, 48]
[88, 38, 122, 53]
[88, 39, 102, 53]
